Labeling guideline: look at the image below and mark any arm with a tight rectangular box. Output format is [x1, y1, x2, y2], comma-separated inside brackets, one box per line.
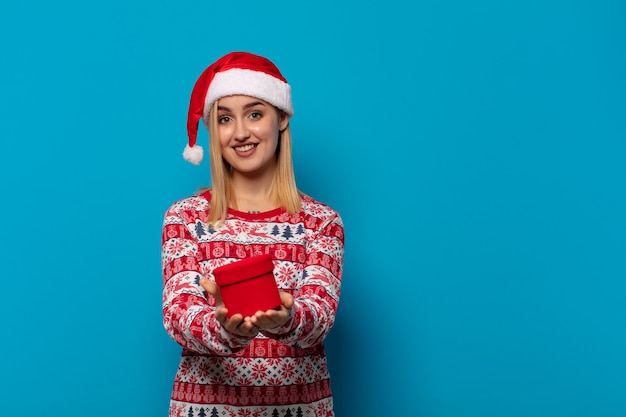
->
[259, 213, 344, 348]
[161, 204, 255, 355]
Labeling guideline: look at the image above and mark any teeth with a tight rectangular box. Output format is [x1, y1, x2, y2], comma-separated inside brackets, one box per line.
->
[235, 144, 256, 152]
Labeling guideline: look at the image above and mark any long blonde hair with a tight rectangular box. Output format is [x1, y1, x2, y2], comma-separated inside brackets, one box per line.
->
[203, 101, 301, 227]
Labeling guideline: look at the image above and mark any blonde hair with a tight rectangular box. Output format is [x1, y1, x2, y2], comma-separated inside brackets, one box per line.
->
[203, 101, 301, 227]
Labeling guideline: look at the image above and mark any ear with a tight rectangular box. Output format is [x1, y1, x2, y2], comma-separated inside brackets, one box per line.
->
[278, 111, 290, 131]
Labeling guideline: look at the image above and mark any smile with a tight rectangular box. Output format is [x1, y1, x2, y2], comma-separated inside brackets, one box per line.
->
[234, 144, 257, 152]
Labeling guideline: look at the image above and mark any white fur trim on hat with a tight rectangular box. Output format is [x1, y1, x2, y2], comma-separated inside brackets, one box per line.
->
[204, 68, 293, 120]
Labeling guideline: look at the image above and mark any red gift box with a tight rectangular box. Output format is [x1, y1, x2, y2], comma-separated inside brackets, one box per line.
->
[213, 254, 281, 318]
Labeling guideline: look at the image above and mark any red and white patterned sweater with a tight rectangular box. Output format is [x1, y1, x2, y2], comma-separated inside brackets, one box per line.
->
[162, 191, 344, 417]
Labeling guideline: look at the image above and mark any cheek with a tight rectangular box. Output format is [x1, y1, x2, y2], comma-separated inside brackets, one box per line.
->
[250, 123, 279, 141]
[218, 125, 233, 147]
[249, 124, 268, 136]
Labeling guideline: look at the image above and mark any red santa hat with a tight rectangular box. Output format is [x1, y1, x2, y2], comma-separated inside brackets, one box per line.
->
[184, 51, 294, 165]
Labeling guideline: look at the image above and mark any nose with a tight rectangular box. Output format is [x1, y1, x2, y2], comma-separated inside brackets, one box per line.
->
[234, 118, 250, 141]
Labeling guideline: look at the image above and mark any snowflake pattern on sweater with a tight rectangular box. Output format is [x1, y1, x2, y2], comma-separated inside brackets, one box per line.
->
[162, 191, 344, 417]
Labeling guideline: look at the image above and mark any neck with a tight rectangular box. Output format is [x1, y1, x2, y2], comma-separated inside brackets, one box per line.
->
[230, 171, 275, 213]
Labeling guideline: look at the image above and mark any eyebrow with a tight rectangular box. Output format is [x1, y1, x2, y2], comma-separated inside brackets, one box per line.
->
[217, 101, 267, 112]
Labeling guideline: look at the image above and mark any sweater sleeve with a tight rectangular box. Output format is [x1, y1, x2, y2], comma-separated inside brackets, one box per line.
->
[161, 202, 253, 355]
[262, 212, 344, 348]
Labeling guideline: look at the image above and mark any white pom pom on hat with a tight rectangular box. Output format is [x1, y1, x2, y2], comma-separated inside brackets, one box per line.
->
[184, 51, 294, 165]
[182, 144, 204, 165]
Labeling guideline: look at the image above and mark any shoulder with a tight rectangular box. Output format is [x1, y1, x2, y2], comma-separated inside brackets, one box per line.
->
[300, 193, 343, 225]
[299, 194, 344, 245]
[165, 190, 211, 215]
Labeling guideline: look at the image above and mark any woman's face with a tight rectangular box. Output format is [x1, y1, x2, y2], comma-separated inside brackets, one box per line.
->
[216, 95, 288, 177]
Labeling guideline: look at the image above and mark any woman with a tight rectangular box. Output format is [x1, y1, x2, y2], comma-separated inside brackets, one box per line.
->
[162, 51, 345, 417]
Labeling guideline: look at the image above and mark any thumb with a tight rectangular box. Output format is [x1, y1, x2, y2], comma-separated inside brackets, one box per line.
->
[199, 277, 217, 294]
[200, 278, 223, 306]
[280, 292, 294, 309]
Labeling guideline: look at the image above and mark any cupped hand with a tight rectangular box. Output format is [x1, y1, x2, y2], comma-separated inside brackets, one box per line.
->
[199, 278, 259, 338]
[249, 292, 294, 330]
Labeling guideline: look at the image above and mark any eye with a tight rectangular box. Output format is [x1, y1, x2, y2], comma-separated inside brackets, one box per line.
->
[248, 111, 262, 121]
[218, 115, 231, 124]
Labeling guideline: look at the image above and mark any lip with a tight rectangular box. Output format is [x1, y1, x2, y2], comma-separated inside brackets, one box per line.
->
[233, 143, 258, 155]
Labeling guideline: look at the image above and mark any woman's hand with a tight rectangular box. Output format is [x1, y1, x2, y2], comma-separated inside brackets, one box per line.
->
[250, 292, 294, 330]
[200, 278, 259, 338]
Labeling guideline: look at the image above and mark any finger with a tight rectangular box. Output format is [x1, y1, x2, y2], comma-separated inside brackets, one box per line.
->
[214, 306, 229, 324]
[242, 320, 260, 337]
[248, 326, 260, 337]
[235, 317, 259, 337]
[223, 314, 245, 333]
[241, 326, 259, 338]
[249, 310, 266, 326]
[254, 309, 286, 330]
[279, 292, 294, 309]
[200, 278, 223, 306]
[199, 278, 217, 294]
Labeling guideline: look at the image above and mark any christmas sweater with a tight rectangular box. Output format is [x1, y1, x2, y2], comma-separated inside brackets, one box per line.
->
[162, 191, 344, 417]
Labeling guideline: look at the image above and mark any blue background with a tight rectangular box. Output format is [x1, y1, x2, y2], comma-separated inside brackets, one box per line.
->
[1, 1, 625, 416]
